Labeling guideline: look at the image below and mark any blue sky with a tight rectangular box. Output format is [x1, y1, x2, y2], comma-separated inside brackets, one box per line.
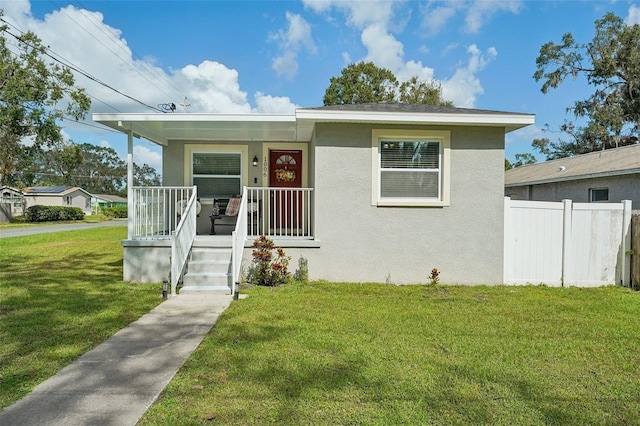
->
[2, 0, 639, 172]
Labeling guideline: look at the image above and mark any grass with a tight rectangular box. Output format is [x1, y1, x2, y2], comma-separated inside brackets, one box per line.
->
[139, 281, 640, 425]
[0, 227, 162, 409]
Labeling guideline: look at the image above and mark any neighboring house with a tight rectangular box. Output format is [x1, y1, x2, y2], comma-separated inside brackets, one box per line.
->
[505, 144, 640, 206]
[0, 186, 25, 218]
[92, 194, 127, 214]
[23, 186, 93, 215]
[94, 103, 534, 288]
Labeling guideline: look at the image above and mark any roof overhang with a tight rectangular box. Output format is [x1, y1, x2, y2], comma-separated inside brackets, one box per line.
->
[93, 113, 300, 146]
[93, 109, 535, 146]
[506, 168, 640, 187]
[295, 109, 535, 133]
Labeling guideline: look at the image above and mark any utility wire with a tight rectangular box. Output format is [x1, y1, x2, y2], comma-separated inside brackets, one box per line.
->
[1, 18, 163, 112]
[52, 0, 190, 108]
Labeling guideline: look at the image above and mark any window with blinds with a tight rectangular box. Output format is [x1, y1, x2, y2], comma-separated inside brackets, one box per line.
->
[192, 152, 242, 198]
[379, 140, 441, 199]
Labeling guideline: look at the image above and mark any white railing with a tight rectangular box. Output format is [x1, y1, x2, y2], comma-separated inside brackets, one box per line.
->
[131, 186, 194, 239]
[246, 187, 314, 239]
[231, 187, 249, 298]
[170, 187, 198, 295]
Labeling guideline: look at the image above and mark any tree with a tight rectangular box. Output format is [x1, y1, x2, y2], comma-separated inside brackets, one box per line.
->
[398, 76, 453, 106]
[505, 153, 537, 170]
[0, 14, 91, 186]
[324, 62, 453, 107]
[323, 62, 398, 106]
[134, 163, 161, 187]
[534, 12, 640, 159]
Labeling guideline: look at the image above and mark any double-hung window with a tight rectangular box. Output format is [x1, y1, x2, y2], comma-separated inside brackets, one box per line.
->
[372, 130, 450, 207]
[192, 152, 242, 198]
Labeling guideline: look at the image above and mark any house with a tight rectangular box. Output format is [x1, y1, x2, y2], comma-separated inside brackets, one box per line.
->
[92, 194, 128, 214]
[23, 186, 93, 215]
[505, 144, 640, 206]
[0, 186, 24, 221]
[93, 103, 534, 292]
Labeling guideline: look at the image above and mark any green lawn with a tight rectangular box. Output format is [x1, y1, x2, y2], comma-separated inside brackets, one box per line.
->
[0, 227, 162, 409]
[140, 282, 640, 425]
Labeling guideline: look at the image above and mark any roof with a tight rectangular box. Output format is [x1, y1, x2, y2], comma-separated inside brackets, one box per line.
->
[93, 194, 127, 203]
[23, 186, 92, 196]
[505, 144, 640, 187]
[93, 103, 535, 146]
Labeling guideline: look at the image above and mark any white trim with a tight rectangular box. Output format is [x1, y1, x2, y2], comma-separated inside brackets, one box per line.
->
[371, 129, 450, 207]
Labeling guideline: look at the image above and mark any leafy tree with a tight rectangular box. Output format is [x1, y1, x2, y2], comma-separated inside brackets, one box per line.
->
[0, 14, 91, 185]
[534, 12, 640, 159]
[134, 163, 161, 187]
[323, 62, 398, 105]
[399, 76, 453, 106]
[324, 61, 454, 107]
[505, 152, 537, 170]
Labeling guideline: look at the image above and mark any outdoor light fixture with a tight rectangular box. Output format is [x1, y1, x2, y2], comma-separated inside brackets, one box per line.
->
[253, 155, 259, 167]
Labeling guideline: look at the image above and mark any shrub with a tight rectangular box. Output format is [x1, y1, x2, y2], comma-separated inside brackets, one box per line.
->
[247, 235, 291, 286]
[26, 205, 85, 222]
[103, 206, 127, 218]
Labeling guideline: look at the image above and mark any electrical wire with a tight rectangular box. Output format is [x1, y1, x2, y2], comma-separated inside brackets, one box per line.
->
[51, 0, 190, 108]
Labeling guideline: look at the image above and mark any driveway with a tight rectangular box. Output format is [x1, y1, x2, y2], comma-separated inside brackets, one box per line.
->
[0, 221, 126, 238]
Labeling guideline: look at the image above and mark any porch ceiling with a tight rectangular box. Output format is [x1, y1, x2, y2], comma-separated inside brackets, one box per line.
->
[93, 113, 308, 146]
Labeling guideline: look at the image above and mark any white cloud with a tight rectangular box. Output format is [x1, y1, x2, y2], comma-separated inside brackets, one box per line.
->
[254, 92, 299, 113]
[421, 0, 523, 35]
[1, 1, 297, 115]
[361, 24, 404, 71]
[134, 145, 162, 170]
[626, 5, 640, 25]
[441, 44, 497, 107]
[270, 12, 316, 79]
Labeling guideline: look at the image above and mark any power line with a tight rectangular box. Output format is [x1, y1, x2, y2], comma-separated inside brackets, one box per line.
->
[1, 18, 164, 112]
[52, 0, 190, 108]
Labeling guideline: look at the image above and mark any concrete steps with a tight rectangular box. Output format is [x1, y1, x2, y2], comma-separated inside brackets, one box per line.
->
[180, 246, 232, 292]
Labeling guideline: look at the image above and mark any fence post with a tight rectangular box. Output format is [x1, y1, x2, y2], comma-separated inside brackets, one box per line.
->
[503, 197, 511, 284]
[632, 211, 640, 289]
[561, 199, 573, 287]
[621, 200, 632, 287]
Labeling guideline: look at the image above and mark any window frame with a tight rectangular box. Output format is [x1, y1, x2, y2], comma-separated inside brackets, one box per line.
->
[589, 187, 609, 203]
[185, 144, 249, 200]
[371, 129, 450, 207]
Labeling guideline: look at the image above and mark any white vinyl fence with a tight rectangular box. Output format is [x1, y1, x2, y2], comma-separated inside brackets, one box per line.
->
[504, 198, 632, 287]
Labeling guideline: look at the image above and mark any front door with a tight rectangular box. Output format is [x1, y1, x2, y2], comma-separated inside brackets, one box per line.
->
[269, 150, 302, 232]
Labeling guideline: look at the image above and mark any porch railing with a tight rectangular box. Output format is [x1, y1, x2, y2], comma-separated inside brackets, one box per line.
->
[131, 186, 195, 239]
[170, 187, 198, 295]
[231, 187, 249, 298]
[246, 187, 314, 239]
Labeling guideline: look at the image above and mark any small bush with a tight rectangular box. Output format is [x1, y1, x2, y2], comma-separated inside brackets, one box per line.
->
[26, 205, 85, 222]
[294, 256, 309, 283]
[103, 206, 127, 218]
[247, 235, 291, 286]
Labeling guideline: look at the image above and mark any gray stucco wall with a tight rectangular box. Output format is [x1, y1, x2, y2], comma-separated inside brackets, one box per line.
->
[506, 174, 640, 207]
[300, 123, 506, 285]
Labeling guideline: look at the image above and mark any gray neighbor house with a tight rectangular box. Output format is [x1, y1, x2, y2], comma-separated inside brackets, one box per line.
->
[505, 144, 640, 207]
[94, 103, 534, 291]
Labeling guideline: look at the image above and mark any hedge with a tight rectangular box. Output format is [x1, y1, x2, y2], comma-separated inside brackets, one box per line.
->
[102, 206, 127, 218]
[25, 205, 85, 222]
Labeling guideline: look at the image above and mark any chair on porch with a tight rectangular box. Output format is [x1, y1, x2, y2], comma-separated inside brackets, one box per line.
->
[209, 196, 261, 235]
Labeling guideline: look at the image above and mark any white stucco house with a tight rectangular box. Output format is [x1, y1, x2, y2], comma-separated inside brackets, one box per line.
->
[23, 186, 93, 215]
[94, 103, 534, 295]
[505, 144, 640, 206]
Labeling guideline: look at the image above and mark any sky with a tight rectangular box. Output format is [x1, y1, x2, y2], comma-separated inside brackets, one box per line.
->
[2, 0, 639, 174]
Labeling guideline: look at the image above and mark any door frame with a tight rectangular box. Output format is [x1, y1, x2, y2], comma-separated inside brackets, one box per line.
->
[261, 142, 309, 188]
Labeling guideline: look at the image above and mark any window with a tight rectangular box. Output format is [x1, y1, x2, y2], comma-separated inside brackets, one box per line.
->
[192, 152, 242, 198]
[65, 195, 72, 205]
[372, 130, 450, 207]
[589, 188, 609, 202]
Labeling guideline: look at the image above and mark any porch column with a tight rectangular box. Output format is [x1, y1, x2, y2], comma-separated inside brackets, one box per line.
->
[127, 129, 134, 239]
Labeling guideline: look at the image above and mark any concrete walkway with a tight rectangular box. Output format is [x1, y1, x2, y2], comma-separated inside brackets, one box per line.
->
[0, 292, 234, 426]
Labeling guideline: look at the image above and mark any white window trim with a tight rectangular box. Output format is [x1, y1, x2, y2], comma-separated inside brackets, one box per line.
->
[184, 144, 249, 200]
[589, 187, 609, 203]
[371, 129, 450, 207]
